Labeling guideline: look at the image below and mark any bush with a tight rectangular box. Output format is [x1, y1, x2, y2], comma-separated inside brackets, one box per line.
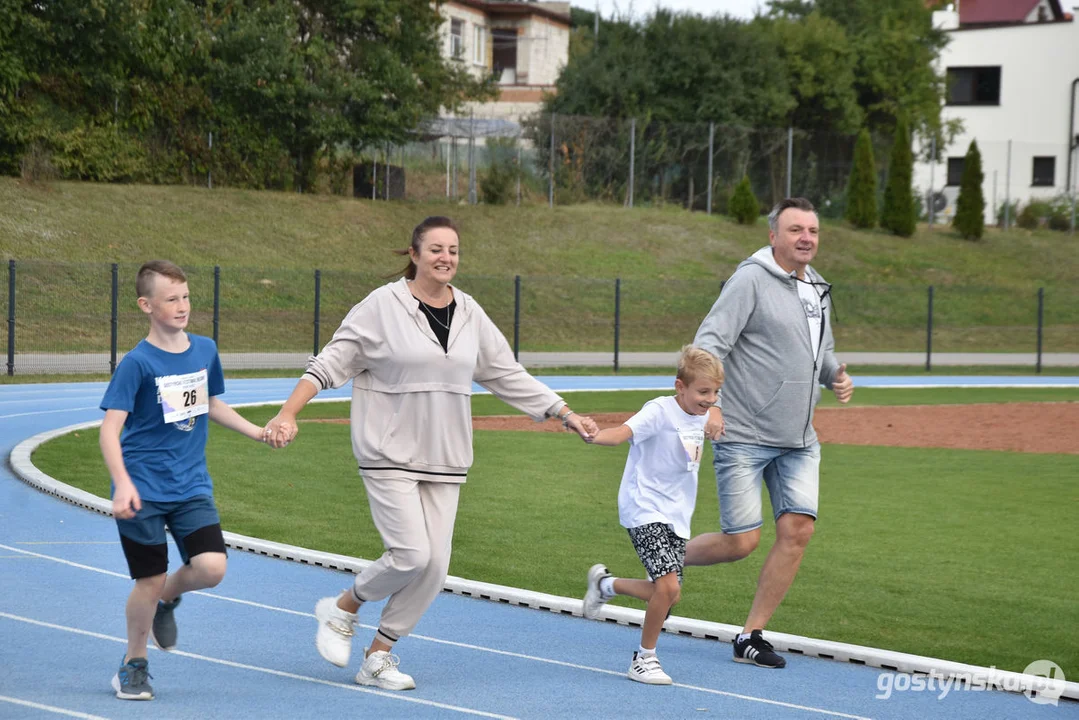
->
[953, 140, 985, 240]
[845, 128, 878, 229]
[728, 176, 759, 225]
[1017, 196, 1077, 231]
[881, 119, 916, 237]
[996, 200, 1020, 228]
[481, 162, 517, 205]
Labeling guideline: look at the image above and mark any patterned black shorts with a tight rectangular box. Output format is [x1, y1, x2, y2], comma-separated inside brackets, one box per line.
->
[626, 522, 686, 585]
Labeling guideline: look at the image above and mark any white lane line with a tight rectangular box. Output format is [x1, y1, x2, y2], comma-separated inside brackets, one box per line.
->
[0, 544, 871, 719]
[15, 541, 120, 545]
[0, 406, 99, 420]
[0, 544, 129, 579]
[0, 612, 516, 720]
[0, 696, 109, 720]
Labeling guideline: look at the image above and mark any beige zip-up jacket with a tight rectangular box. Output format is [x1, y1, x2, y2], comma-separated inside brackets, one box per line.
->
[302, 278, 565, 482]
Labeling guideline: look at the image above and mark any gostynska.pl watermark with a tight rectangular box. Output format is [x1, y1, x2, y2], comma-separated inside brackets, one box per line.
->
[875, 660, 1066, 706]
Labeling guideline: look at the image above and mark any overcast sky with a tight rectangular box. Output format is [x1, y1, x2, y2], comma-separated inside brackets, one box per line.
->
[570, 0, 767, 21]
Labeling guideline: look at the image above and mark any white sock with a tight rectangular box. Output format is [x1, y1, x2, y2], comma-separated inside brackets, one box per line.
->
[638, 645, 656, 657]
[737, 632, 752, 644]
[599, 576, 617, 599]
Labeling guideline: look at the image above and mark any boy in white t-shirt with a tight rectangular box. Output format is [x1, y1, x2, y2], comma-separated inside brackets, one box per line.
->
[582, 346, 724, 685]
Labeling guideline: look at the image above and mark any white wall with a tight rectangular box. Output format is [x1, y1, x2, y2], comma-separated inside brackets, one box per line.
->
[439, 3, 490, 81]
[915, 13, 1079, 223]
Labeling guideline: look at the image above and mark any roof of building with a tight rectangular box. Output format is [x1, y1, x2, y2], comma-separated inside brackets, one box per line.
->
[958, 0, 1067, 25]
[444, 0, 571, 26]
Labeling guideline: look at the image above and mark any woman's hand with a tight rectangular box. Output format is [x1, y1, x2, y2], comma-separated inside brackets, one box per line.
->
[565, 412, 598, 441]
[264, 412, 299, 449]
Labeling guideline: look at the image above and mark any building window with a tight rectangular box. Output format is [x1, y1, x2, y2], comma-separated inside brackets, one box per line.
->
[947, 157, 965, 186]
[473, 25, 486, 65]
[946, 67, 1001, 106]
[450, 19, 464, 59]
[1032, 156, 1055, 187]
[492, 28, 518, 84]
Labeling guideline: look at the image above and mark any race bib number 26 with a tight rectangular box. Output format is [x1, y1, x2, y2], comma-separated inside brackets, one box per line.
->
[156, 370, 210, 424]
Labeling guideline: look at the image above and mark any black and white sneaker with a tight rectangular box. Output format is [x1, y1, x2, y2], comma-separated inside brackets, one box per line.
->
[733, 630, 786, 668]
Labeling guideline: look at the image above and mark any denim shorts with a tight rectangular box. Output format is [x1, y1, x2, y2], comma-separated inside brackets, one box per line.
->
[713, 442, 820, 534]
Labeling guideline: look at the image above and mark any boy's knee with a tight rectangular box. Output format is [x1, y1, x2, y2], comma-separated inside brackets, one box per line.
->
[195, 553, 227, 587]
[733, 530, 761, 558]
[137, 573, 168, 594]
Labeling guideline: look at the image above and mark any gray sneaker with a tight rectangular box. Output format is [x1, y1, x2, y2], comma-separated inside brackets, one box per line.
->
[111, 657, 154, 700]
[582, 564, 612, 619]
[151, 595, 181, 651]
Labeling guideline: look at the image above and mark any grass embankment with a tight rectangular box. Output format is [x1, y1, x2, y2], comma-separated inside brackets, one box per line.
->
[31, 387, 1079, 673]
[3, 178, 1078, 357]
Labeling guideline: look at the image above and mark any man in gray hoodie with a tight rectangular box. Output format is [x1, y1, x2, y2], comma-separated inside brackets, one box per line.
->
[689, 197, 853, 669]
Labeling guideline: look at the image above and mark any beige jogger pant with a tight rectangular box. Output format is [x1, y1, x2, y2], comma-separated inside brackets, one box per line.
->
[352, 476, 461, 645]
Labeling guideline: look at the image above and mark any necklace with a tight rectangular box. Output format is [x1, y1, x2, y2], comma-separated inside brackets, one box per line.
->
[417, 298, 452, 330]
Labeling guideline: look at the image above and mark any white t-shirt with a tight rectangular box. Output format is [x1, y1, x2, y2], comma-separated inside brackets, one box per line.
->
[797, 279, 823, 360]
[617, 395, 706, 539]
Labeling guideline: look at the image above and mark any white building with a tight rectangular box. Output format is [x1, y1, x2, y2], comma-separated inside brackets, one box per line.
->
[915, 0, 1079, 224]
[437, 0, 571, 123]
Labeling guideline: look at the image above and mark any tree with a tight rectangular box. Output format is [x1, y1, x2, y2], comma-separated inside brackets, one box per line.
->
[816, 0, 950, 139]
[953, 140, 985, 240]
[845, 128, 877, 228]
[729, 176, 759, 224]
[881, 117, 916, 236]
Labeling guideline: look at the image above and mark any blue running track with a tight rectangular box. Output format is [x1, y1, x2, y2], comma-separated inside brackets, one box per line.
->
[1, 378, 1076, 719]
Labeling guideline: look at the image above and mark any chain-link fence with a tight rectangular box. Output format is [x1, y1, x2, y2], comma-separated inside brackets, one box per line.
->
[3, 260, 1077, 375]
[343, 113, 1078, 233]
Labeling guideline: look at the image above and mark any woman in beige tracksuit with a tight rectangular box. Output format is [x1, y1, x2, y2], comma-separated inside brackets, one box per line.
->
[265, 216, 597, 691]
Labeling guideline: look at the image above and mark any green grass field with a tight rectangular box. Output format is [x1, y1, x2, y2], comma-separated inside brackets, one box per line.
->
[3, 178, 1079, 356]
[30, 388, 1079, 675]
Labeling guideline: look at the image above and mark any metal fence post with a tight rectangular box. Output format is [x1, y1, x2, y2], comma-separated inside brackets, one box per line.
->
[213, 265, 221, 345]
[208, 131, 213, 190]
[992, 170, 998, 227]
[468, 114, 477, 206]
[928, 136, 936, 228]
[706, 122, 715, 215]
[385, 144, 391, 201]
[549, 112, 556, 208]
[516, 143, 522, 207]
[613, 278, 621, 372]
[5, 260, 13, 376]
[513, 275, 521, 361]
[1004, 139, 1012, 230]
[628, 119, 636, 209]
[786, 126, 793, 198]
[925, 285, 934, 372]
[110, 263, 118, 374]
[1036, 287, 1044, 374]
[314, 269, 321, 356]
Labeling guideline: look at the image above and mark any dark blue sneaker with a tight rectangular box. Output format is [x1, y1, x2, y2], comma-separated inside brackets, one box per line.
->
[733, 629, 786, 668]
[151, 595, 181, 651]
[112, 657, 154, 700]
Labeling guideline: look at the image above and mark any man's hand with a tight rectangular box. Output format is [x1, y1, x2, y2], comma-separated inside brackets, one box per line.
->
[833, 363, 854, 404]
[112, 483, 142, 520]
[704, 406, 725, 440]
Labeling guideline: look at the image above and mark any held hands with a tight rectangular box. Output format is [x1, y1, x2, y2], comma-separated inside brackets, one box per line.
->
[832, 363, 854, 404]
[704, 406, 725, 441]
[263, 412, 299, 449]
[563, 412, 598, 441]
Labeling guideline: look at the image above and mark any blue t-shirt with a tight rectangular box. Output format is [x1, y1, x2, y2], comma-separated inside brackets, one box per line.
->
[100, 334, 226, 502]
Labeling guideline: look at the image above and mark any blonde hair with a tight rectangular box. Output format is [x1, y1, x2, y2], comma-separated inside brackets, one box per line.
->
[676, 344, 724, 386]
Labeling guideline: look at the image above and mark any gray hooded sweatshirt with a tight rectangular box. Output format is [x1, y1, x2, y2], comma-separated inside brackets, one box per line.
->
[694, 246, 841, 448]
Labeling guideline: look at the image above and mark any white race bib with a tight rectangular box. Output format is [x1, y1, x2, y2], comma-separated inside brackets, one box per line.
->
[156, 370, 209, 424]
[678, 427, 705, 473]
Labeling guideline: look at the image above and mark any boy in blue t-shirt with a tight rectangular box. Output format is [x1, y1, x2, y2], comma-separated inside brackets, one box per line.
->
[581, 346, 724, 685]
[99, 260, 270, 701]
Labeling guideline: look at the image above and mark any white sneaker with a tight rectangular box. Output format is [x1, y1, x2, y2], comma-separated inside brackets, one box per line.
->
[582, 563, 612, 619]
[355, 649, 416, 691]
[314, 596, 357, 667]
[628, 651, 672, 685]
